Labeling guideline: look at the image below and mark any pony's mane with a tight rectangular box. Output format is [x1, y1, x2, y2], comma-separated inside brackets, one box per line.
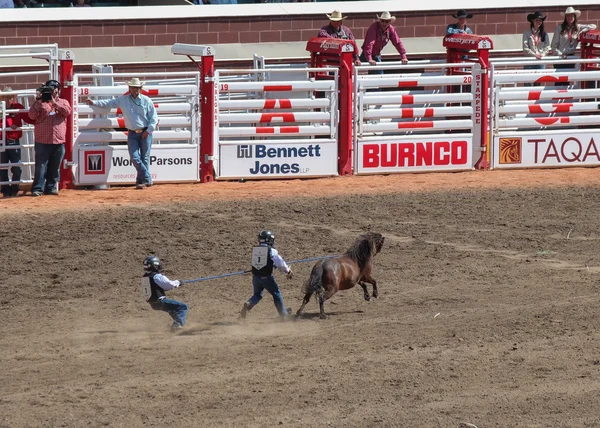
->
[344, 232, 384, 271]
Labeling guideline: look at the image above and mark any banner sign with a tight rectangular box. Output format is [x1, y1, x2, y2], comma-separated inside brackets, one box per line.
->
[493, 133, 600, 168]
[219, 142, 337, 179]
[77, 145, 199, 185]
[356, 138, 474, 174]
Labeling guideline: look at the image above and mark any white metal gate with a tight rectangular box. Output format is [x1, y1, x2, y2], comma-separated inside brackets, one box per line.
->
[0, 44, 60, 193]
[490, 58, 600, 169]
[353, 60, 484, 174]
[72, 71, 201, 185]
[215, 67, 339, 180]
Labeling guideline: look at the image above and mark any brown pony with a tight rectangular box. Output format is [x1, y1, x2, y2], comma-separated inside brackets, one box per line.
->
[296, 232, 385, 319]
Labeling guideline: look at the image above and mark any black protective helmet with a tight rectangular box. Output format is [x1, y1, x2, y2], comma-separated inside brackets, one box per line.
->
[258, 230, 275, 245]
[45, 80, 61, 91]
[143, 255, 163, 272]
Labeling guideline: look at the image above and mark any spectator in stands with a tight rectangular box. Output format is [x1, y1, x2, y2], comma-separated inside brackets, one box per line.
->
[0, 0, 14, 7]
[73, 0, 91, 6]
[447, 9, 474, 35]
[551, 7, 596, 85]
[28, 80, 72, 197]
[0, 87, 35, 198]
[551, 7, 596, 59]
[86, 78, 158, 190]
[360, 11, 408, 74]
[523, 11, 551, 85]
[318, 10, 361, 65]
[523, 11, 550, 64]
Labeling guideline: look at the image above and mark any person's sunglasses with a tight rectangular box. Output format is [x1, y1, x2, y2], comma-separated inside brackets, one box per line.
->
[380, 19, 391, 23]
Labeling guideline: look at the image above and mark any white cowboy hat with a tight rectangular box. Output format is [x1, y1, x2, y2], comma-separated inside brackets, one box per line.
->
[0, 86, 13, 100]
[561, 7, 581, 18]
[326, 10, 347, 22]
[376, 11, 396, 22]
[126, 77, 144, 87]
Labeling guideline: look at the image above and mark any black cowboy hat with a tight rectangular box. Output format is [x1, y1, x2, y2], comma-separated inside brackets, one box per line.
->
[452, 9, 473, 19]
[527, 11, 547, 22]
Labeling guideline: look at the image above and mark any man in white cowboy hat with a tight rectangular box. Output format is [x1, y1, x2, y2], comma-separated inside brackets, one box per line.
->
[551, 6, 596, 60]
[0, 87, 35, 197]
[360, 11, 408, 70]
[87, 77, 158, 189]
[446, 9, 474, 35]
[318, 10, 361, 65]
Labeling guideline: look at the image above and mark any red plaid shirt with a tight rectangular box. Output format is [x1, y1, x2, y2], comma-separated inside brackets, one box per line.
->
[28, 98, 71, 145]
[1, 102, 35, 141]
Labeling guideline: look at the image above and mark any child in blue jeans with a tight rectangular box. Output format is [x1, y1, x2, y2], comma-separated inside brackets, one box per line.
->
[141, 256, 188, 331]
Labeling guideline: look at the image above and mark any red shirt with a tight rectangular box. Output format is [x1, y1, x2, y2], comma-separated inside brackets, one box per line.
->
[361, 22, 407, 61]
[1, 102, 35, 141]
[28, 98, 71, 145]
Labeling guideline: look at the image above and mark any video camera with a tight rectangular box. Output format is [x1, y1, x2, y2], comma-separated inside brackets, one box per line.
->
[36, 80, 61, 103]
[37, 85, 55, 102]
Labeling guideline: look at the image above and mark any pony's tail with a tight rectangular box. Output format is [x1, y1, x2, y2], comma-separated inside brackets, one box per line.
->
[302, 262, 324, 298]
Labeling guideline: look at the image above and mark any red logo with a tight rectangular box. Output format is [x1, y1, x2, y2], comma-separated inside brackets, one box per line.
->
[362, 141, 469, 168]
[84, 151, 105, 175]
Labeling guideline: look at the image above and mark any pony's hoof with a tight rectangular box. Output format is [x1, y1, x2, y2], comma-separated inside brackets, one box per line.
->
[319, 314, 328, 320]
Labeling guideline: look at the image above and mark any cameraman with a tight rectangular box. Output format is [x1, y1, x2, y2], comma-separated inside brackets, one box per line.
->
[28, 80, 71, 197]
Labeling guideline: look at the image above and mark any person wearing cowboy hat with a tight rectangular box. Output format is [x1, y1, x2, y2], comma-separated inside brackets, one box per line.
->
[551, 7, 597, 60]
[360, 11, 408, 70]
[0, 87, 35, 197]
[446, 9, 474, 35]
[523, 11, 551, 71]
[28, 80, 72, 197]
[318, 10, 361, 65]
[86, 78, 158, 189]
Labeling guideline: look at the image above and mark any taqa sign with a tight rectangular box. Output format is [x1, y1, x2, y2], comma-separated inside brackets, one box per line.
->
[494, 133, 600, 168]
[360, 140, 471, 172]
[529, 136, 600, 164]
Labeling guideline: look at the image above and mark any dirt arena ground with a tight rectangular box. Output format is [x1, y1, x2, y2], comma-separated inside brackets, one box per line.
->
[2, 168, 600, 428]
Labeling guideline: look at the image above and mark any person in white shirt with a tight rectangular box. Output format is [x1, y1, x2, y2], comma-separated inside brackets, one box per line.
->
[141, 255, 188, 332]
[240, 230, 293, 320]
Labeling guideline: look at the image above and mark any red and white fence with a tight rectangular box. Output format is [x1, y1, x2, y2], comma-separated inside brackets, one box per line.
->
[490, 57, 600, 169]
[0, 44, 61, 191]
[353, 61, 485, 174]
[7, 35, 600, 191]
[73, 71, 201, 186]
[215, 67, 339, 179]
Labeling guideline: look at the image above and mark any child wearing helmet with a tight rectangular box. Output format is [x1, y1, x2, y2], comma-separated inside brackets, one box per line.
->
[141, 255, 188, 331]
[240, 230, 294, 320]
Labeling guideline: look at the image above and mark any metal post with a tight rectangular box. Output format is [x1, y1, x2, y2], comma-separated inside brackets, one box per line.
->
[200, 53, 215, 183]
[59, 50, 75, 189]
[338, 49, 353, 176]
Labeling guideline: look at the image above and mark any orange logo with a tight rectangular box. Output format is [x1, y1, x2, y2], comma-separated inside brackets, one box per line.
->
[499, 138, 522, 164]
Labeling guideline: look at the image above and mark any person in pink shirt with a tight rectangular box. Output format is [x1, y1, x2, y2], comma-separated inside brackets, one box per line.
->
[360, 11, 408, 74]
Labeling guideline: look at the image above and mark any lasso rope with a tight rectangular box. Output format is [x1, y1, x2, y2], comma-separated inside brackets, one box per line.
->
[182, 254, 339, 284]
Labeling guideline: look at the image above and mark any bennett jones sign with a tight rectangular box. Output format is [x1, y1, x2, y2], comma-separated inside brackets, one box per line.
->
[493, 132, 600, 168]
[77, 145, 199, 185]
[356, 138, 474, 174]
[219, 142, 337, 179]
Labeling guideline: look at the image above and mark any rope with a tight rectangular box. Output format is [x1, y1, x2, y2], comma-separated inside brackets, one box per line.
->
[181, 254, 339, 284]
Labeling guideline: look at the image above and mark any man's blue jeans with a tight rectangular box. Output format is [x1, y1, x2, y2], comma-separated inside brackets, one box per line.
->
[359, 53, 384, 75]
[32, 142, 65, 194]
[247, 275, 287, 317]
[0, 139, 22, 196]
[127, 132, 152, 185]
[150, 298, 188, 327]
